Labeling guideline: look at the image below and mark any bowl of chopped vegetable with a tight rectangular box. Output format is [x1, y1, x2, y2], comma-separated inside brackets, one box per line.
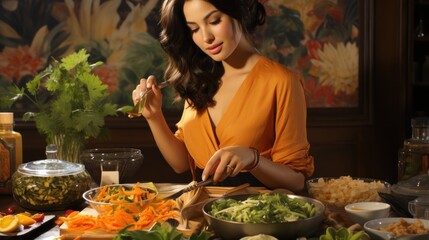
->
[82, 182, 158, 215]
[202, 193, 325, 240]
[364, 217, 429, 240]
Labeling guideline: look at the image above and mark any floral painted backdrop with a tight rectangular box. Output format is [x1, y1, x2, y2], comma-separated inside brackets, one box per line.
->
[0, 0, 359, 110]
[257, 0, 359, 107]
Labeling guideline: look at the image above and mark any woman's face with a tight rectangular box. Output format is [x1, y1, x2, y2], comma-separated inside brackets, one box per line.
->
[183, 0, 242, 62]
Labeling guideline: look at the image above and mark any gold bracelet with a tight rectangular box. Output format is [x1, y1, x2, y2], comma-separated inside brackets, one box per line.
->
[246, 147, 260, 171]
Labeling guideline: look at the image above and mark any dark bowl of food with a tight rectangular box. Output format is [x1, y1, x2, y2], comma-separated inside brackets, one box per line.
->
[202, 193, 325, 240]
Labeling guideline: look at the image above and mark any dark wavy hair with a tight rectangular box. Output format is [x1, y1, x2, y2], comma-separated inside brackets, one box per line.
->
[159, 0, 266, 111]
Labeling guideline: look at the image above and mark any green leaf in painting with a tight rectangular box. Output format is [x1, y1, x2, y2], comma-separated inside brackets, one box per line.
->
[265, 5, 305, 49]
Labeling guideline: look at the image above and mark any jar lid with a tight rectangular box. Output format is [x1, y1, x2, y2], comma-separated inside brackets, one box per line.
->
[0, 112, 13, 124]
[393, 172, 429, 196]
[18, 159, 86, 177]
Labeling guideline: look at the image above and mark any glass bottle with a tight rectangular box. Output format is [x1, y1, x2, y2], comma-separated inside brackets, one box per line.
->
[0, 112, 23, 194]
[416, 18, 425, 38]
[398, 118, 429, 181]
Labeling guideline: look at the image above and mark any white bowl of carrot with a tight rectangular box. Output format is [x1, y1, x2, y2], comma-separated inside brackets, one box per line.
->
[82, 182, 158, 215]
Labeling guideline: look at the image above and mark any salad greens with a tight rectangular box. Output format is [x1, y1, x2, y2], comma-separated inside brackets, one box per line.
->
[209, 193, 316, 223]
[318, 227, 368, 240]
[113, 222, 211, 240]
[297, 227, 368, 240]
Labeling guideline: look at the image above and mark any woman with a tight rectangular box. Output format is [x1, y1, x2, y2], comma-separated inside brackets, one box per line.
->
[132, 0, 314, 192]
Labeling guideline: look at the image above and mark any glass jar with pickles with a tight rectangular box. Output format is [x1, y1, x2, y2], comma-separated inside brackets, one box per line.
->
[398, 118, 429, 181]
[12, 158, 91, 211]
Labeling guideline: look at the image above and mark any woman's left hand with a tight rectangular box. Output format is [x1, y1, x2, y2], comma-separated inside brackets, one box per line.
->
[202, 146, 256, 183]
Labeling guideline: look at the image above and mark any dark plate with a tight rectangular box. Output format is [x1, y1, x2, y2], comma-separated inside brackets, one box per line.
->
[0, 215, 56, 239]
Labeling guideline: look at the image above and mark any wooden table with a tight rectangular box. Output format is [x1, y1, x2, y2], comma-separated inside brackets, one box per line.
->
[0, 184, 289, 240]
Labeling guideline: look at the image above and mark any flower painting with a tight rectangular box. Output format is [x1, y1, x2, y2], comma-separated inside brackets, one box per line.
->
[0, 0, 173, 111]
[0, 0, 359, 110]
[256, 0, 359, 107]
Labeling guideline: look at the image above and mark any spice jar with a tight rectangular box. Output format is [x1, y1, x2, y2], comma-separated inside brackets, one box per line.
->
[0, 112, 22, 194]
[12, 158, 91, 211]
[398, 118, 429, 181]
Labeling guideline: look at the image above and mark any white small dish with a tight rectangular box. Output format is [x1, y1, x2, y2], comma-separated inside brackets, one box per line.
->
[345, 202, 391, 226]
[364, 217, 429, 240]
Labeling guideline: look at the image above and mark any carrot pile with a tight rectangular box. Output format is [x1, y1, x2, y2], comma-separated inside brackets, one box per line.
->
[56, 183, 179, 234]
[57, 199, 178, 233]
[94, 182, 157, 205]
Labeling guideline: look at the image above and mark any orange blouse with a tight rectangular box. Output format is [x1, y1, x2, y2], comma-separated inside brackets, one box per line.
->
[174, 56, 314, 178]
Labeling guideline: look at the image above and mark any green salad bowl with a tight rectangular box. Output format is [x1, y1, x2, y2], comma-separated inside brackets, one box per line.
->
[202, 193, 325, 240]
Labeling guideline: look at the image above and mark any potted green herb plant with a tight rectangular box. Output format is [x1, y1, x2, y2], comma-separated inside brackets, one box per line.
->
[0, 49, 129, 163]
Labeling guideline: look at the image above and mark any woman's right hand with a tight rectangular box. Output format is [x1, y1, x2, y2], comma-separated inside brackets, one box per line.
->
[132, 75, 163, 119]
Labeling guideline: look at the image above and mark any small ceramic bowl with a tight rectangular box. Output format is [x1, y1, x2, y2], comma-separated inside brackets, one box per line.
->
[345, 202, 391, 226]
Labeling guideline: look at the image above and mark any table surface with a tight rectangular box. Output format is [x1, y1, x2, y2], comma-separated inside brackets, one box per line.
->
[0, 184, 313, 240]
[0, 183, 196, 239]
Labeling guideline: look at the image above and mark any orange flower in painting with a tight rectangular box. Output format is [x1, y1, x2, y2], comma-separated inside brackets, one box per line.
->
[306, 39, 323, 59]
[304, 77, 335, 107]
[92, 65, 119, 93]
[0, 46, 45, 83]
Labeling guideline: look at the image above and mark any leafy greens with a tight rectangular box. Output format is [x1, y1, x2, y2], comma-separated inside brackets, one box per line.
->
[113, 222, 211, 240]
[209, 193, 316, 223]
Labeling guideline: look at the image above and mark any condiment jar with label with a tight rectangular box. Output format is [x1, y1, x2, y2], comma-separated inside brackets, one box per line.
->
[0, 112, 22, 194]
[398, 118, 429, 181]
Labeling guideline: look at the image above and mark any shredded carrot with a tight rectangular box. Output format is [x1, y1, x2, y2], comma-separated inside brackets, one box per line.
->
[93, 182, 156, 205]
[58, 198, 179, 233]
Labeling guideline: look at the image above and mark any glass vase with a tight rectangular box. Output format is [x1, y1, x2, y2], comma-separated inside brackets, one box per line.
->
[50, 134, 85, 163]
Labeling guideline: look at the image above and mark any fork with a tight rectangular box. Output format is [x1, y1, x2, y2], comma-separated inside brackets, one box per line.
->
[127, 80, 171, 118]
[162, 178, 213, 200]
